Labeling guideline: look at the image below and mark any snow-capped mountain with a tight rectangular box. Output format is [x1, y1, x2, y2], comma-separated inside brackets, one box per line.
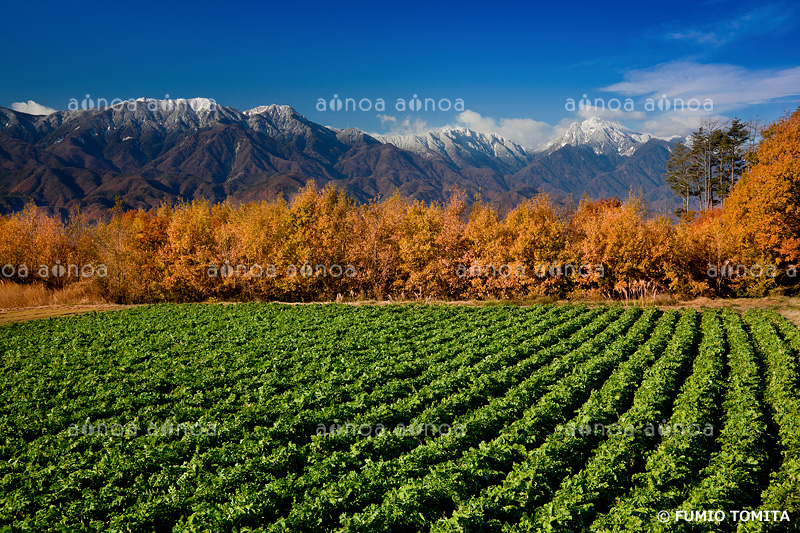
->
[540, 117, 655, 157]
[35, 97, 242, 135]
[377, 127, 534, 173]
[0, 98, 680, 217]
[243, 104, 339, 142]
[4, 98, 335, 144]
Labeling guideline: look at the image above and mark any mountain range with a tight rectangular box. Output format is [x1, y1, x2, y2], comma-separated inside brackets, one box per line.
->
[0, 98, 680, 218]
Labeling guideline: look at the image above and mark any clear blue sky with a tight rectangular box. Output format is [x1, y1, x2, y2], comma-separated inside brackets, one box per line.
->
[2, 0, 799, 146]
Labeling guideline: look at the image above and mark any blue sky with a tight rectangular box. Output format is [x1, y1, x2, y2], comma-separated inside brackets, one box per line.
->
[2, 0, 799, 147]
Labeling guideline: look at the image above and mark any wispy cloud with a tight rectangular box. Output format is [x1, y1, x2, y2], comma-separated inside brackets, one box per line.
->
[372, 110, 572, 150]
[640, 113, 733, 138]
[455, 110, 570, 149]
[10, 100, 57, 115]
[664, 3, 794, 46]
[374, 58, 800, 144]
[377, 114, 397, 128]
[602, 61, 800, 111]
[576, 105, 647, 121]
[374, 114, 432, 136]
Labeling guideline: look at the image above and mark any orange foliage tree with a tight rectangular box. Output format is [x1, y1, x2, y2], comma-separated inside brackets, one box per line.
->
[569, 193, 674, 299]
[724, 107, 800, 266]
[2, 110, 799, 306]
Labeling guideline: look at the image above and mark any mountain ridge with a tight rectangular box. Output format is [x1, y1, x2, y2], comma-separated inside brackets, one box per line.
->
[0, 100, 680, 218]
[540, 116, 657, 156]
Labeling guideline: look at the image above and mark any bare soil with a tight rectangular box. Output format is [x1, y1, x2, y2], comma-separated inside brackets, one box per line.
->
[0, 304, 139, 325]
[2, 297, 800, 327]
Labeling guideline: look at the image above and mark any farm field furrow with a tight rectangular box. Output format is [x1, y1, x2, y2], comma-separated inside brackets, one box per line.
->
[0, 303, 798, 532]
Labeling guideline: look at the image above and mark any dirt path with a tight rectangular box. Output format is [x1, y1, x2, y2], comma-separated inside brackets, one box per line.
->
[2, 297, 800, 327]
[643, 296, 800, 326]
[0, 304, 139, 325]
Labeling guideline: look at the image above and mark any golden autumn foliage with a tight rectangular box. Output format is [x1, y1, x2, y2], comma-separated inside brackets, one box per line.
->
[569, 194, 674, 298]
[724, 108, 800, 263]
[0, 108, 798, 303]
[666, 107, 800, 297]
[669, 209, 734, 296]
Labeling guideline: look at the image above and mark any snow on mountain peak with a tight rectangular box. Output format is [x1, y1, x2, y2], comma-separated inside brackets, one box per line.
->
[184, 97, 217, 113]
[542, 117, 653, 156]
[376, 127, 533, 171]
[130, 97, 218, 114]
[244, 104, 297, 118]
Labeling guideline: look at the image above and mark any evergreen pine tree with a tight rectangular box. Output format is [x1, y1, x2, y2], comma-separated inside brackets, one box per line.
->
[665, 141, 696, 215]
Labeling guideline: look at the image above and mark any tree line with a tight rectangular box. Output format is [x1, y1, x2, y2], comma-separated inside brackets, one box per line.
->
[0, 108, 798, 303]
[665, 118, 751, 214]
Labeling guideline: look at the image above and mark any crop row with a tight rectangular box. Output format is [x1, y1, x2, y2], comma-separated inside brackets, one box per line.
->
[2, 304, 800, 532]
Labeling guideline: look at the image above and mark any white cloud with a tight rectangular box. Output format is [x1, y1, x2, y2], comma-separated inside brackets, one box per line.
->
[640, 112, 733, 138]
[455, 109, 565, 149]
[370, 110, 573, 150]
[10, 100, 57, 115]
[576, 105, 647, 121]
[602, 61, 800, 112]
[594, 60, 800, 137]
[377, 114, 397, 127]
[374, 114, 433, 136]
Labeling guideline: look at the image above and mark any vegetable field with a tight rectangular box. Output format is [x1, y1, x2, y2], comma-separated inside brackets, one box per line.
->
[1, 303, 798, 532]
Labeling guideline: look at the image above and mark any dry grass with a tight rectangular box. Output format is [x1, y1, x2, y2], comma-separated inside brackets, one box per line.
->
[0, 280, 138, 325]
[0, 280, 107, 311]
[0, 304, 138, 325]
[2, 283, 800, 328]
[652, 296, 800, 326]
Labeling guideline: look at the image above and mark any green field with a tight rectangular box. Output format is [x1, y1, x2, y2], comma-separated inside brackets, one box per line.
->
[1, 303, 798, 532]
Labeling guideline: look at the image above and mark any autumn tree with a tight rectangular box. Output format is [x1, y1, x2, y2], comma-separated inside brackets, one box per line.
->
[668, 209, 737, 297]
[348, 191, 408, 299]
[462, 199, 514, 298]
[503, 194, 568, 295]
[570, 192, 674, 298]
[397, 200, 444, 298]
[723, 107, 800, 266]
